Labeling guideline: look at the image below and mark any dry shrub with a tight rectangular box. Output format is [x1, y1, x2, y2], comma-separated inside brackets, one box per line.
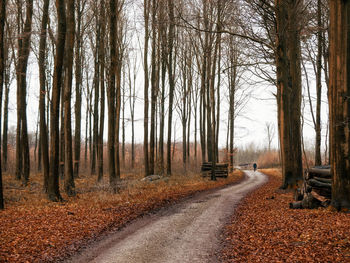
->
[257, 150, 280, 168]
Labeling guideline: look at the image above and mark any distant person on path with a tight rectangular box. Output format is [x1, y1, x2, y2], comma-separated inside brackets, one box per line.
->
[253, 163, 257, 172]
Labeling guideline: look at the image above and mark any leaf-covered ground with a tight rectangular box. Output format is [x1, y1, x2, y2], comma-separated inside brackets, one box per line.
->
[0, 171, 243, 262]
[220, 169, 350, 262]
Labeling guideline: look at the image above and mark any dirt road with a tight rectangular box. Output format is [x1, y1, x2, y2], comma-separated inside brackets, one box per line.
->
[67, 170, 267, 263]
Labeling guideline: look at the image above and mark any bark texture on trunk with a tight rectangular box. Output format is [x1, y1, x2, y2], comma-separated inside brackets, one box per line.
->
[0, 0, 6, 210]
[64, 0, 75, 196]
[48, 0, 66, 201]
[39, 0, 50, 192]
[329, 0, 350, 210]
[108, 0, 117, 192]
[275, 0, 303, 189]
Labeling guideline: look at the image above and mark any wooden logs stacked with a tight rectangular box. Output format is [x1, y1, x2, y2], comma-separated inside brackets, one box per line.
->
[290, 166, 331, 209]
[201, 162, 229, 178]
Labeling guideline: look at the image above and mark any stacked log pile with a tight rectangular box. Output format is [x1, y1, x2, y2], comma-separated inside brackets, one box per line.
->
[290, 166, 331, 209]
[201, 162, 228, 178]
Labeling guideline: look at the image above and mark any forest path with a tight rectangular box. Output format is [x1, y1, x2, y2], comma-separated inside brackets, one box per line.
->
[67, 170, 267, 263]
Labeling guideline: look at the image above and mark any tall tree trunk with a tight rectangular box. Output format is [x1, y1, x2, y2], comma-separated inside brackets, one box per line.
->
[92, 19, 99, 175]
[0, 0, 6, 210]
[59, 80, 64, 178]
[159, 0, 166, 173]
[329, 0, 350, 210]
[166, 0, 175, 175]
[16, 0, 33, 184]
[127, 55, 136, 170]
[97, 0, 105, 182]
[64, 0, 75, 196]
[275, 0, 303, 189]
[315, 0, 322, 166]
[48, 0, 66, 201]
[2, 33, 9, 172]
[121, 74, 125, 168]
[144, 0, 150, 177]
[149, 0, 157, 175]
[20, 0, 33, 185]
[2, 68, 8, 172]
[108, 0, 117, 192]
[15, 0, 23, 182]
[39, 0, 50, 192]
[74, 0, 82, 178]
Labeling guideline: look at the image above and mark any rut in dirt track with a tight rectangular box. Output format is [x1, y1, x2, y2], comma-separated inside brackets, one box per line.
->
[67, 170, 267, 263]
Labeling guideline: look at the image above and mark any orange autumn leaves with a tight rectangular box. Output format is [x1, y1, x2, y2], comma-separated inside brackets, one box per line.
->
[221, 169, 350, 262]
[0, 171, 243, 262]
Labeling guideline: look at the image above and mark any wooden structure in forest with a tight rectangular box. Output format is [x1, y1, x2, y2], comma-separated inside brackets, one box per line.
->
[201, 162, 228, 178]
[290, 166, 331, 209]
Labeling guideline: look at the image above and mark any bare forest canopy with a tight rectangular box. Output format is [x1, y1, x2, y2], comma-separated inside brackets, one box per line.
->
[0, 0, 349, 210]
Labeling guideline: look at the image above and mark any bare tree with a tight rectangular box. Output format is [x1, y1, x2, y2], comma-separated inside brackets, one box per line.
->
[144, 0, 150, 176]
[108, 0, 117, 191]
[275, 0, 303, 189]
[0, 0, 6, 209]
[38, 0, 50, 192]
[265, 122, 275, 151]
[97, 0, 106, 182]
[48, 0, 66, 201]
[328, 0, 350, 210]
[15, 0, 33, 185]
[166, 0, 175, 175]
[64, 0, 76, 196]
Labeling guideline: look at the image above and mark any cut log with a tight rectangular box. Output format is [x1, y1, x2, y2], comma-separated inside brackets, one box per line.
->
[313, 177, 332, 184]
[308, 179, 331, 189]
[290, 201, 303, 209]
[310, 190, 327, 203]
[301, 193, 321, 209]
[307, 168, 331, 178]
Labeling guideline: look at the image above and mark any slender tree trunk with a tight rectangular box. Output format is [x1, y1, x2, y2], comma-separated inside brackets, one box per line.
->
[108, 0, 117, 192]
[38, 0, 50, 192]
[159, 0, 166, 173]
[97, 0, 105, 182]
[20, 0, 33, 185]
[122, 74, 125, 168]
[0, 0, 6, 210]
[149, 0, 158, 175]
[166, 0, 175, 175]
[91, 20, 99, 175]
[74, 0, 83, 178]
[329, 0, 350, 210]
[128, 55, 136, 169]
[48, 0, 66, 201]
[144, 0, 150, 177]
[315, 0, 322, 166]
[59, 81, 64, 178]
[2, 67, 8, 172]
[64, 0, 75, 196]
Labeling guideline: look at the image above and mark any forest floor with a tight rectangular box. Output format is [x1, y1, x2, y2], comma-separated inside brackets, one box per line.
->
[0, 169, 243, 262]
[220, 168, 350, 262]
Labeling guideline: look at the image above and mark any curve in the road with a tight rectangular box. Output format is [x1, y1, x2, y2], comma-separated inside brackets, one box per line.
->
[67, 170, 267, 263]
